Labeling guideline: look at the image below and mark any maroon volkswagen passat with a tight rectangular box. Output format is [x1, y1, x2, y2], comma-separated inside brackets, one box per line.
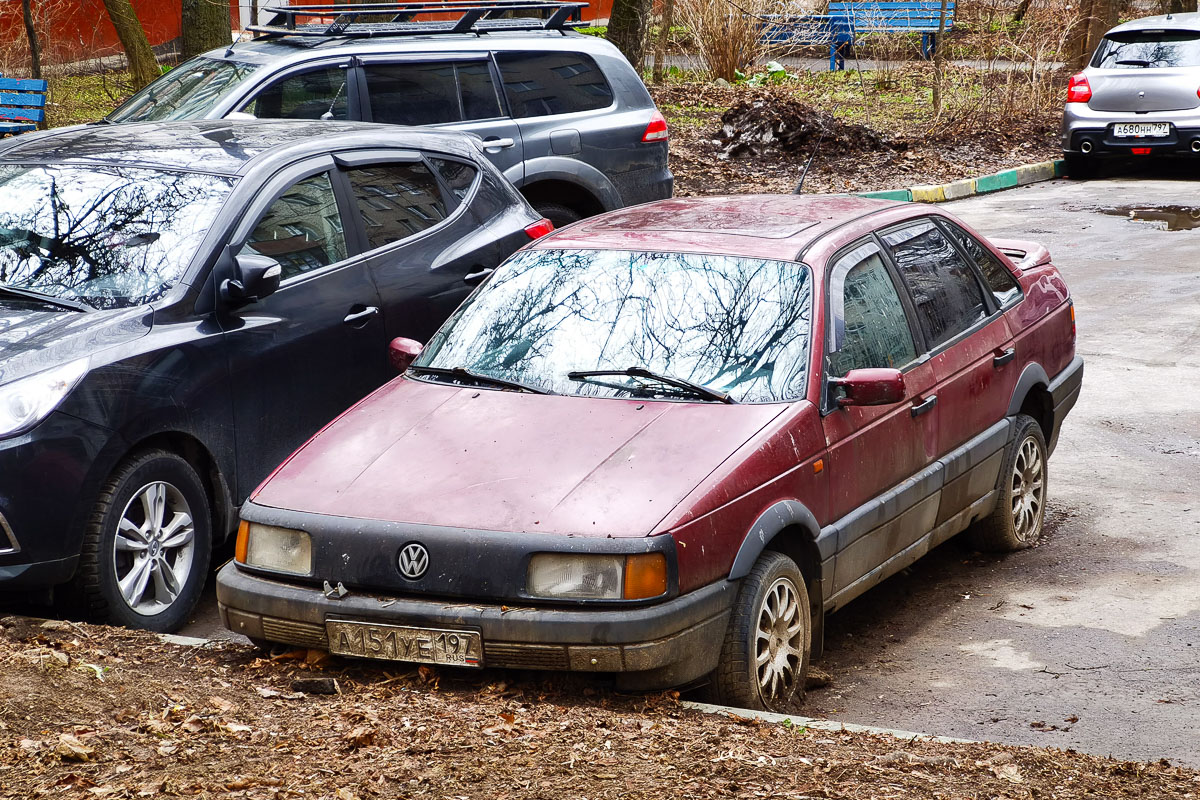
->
[217, 195, 1081, 710]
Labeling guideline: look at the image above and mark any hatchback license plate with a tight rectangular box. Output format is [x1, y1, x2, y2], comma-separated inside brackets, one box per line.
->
[1113, 123, 1169, 138]
[326, 620, 482, 667]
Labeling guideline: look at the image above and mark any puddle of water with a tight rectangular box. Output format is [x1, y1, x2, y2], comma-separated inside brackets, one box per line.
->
[1098, 205, 1200, 231]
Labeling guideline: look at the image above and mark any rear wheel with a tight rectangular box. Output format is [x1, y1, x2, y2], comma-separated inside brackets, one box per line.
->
[967, 414, 1048, 552]
[1063, 153, 1093, 180]
[531, 202, 581, 230]
[709, 551, 811, 711]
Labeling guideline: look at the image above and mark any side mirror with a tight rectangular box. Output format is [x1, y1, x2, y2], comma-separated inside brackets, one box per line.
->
[389, 337, 423, 372]
[221, 254, 282, 307]
[831, 368, 905, 407]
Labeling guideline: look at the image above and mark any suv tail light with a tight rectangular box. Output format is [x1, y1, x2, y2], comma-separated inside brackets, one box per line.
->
[524, 218, 554, 239]
[642, 110, 669, 142]
[1066, 73, 1091, 103]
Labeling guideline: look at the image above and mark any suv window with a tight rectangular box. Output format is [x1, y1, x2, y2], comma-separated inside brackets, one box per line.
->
[494, 52, 613, 118]
[364, 61, 502, 125]
[345, 163, 447, 250]
[240, 67, 349, 120]
[882, 220, 988, 349]
[828, 241, 917, 377]
[939, 219, 1021, 307]
[242, 172, 347, 279]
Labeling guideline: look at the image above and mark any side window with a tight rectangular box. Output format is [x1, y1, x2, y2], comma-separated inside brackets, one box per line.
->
[494, 51, 614, 118]
[429, 157, 479, 201]
[939, 219, 1022, 307]
[364, 61, 501, 125]
[345, 162, 447, 250]
[828, 241, 918, 377]
[240, 67, 349, 120]
[241, 172, 347, 280]
[881, 220, 988, 350]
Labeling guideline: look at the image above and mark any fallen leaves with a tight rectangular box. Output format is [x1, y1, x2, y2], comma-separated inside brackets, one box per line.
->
[55, 733, 96, 762]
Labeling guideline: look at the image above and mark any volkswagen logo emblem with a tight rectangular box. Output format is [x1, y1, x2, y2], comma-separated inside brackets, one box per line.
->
[397, 543, 429, 580]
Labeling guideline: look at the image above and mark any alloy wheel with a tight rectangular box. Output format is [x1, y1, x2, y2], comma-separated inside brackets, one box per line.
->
[111, 481, 196, 615]
[1009, 436, 1045, 543]
[755, 576, 806, 705]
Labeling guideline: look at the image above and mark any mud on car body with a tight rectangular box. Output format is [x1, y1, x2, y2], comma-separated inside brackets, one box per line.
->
[218, 194, 1082, 710]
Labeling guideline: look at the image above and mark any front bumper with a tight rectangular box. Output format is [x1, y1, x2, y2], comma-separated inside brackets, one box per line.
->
[217, 562, 734, 689]
[1062, 104, 1200, 156]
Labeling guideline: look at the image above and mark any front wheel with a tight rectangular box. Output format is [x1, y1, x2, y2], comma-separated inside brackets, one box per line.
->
[709, 551, 811, 711]
[967, 414, 1048, 552]
[76, 450, 212, 632]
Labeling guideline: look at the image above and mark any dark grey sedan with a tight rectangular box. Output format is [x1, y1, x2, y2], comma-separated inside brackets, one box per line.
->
[0, 120, 545, 631]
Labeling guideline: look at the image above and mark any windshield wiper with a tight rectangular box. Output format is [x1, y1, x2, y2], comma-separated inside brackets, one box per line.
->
[567, 367, 736, 404]
[0, 284, 93, 312]
[1115, 59, 1152, 67]
[408, 365, 547, 394]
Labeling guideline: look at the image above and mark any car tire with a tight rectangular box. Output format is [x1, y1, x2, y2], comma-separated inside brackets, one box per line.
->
[1063, 153, 1093, 180]
[532, 202, 581, 229]
[76, 450, 212, 633]
[966, 414, 1048, 552]
[709, 551, 811, 711]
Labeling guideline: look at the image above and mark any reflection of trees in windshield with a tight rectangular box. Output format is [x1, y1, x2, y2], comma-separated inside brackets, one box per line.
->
[1095, 34, 1200, 68]
[419, 249, 813, 403]
[0, 165, 234, 309]
[109, 57, 263, 123]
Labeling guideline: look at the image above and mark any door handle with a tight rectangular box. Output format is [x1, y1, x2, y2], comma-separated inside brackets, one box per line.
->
[343, 306, 379, 326]
[910, 394, 938, 418]
[463, 267, 495, 285]
[481, 136, 515, 152]
[993, 347, 1016, 367]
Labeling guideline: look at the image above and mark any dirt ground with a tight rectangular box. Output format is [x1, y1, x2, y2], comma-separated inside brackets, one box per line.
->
[2, 617, 1197, 800]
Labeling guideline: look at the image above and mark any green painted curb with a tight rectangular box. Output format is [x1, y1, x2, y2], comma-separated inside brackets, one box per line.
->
[856, 158, 1067, 204]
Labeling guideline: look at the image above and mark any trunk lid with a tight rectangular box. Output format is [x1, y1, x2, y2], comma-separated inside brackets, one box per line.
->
[1086, 67, 1200, 113]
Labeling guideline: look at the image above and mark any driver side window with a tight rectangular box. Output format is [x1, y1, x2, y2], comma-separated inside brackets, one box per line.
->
[240, 172, 347, 281]
[828, 243, 918, 377]
[240, 67, 349, 120]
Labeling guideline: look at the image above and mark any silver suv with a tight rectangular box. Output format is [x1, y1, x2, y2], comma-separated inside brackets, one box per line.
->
[1062, 12, 1200, 178]
[105, 2, 673, 227]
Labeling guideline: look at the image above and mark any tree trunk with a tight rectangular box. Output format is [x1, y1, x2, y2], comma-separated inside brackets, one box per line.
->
[182, 0, 233, 60]
[1168, 0, 1198, 13]
[652, 0, 675, 84]
[1012, 0, 1033, 22]
[21, 0, 41, 80]
[609, 0, 654, 73]
[932, 0, 948, 115]
[102, 0, 159, 89]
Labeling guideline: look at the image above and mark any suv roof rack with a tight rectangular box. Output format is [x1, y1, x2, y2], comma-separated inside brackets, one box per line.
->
[249, 1, 588, 39]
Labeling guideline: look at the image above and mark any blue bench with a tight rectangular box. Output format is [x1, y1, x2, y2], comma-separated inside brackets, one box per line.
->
[0, 74, 48, 136]
[762, 1, 956, 71]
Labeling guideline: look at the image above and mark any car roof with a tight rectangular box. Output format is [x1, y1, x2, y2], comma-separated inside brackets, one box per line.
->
[531, 194, 902, 261]
[0, 119, 483, 176]
[1107, 12, 1200, 35]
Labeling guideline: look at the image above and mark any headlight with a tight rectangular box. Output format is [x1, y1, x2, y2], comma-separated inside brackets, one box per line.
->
[527, 553, 667, 600]
[236, 521, 312, 576]
[0, 359, 88, 438]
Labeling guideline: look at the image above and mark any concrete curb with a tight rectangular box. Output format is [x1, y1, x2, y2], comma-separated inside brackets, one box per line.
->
[681, 701, 977, 744]
[857, 159, 1064, 204]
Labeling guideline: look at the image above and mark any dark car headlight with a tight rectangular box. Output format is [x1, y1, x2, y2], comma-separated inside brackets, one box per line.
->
[527, 553, 667, 600]
[0, 359, 88, 439]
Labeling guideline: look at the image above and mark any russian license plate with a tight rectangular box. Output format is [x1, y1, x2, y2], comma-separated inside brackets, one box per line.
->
[1113, 122, 1169, 138]
[326, 620, 482, 667]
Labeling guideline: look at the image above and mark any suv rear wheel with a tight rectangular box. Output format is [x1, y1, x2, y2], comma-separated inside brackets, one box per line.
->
[532, 202, 581, 230]
[709, 551, 811, 711]
[967, 414, 1047, 552]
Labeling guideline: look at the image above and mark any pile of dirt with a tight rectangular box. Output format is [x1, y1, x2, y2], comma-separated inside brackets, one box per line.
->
[716, 94, 902, 161]
[2, 615, 1197, 800]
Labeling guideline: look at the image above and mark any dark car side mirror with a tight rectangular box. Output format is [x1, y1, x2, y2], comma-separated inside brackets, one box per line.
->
[221, 254, 282, 307]
[831, 368, 906, 407]
[389, 337, 423, 372]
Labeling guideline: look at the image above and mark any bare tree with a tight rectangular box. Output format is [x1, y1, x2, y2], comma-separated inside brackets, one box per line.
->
[1167, 0, 1198, 13]
[182, 0, 233, 60]
[102, 0, 159, 89]
[21, 0, 42, 80]
[652, 0, 676, 84]
[609, 0, 655, 71]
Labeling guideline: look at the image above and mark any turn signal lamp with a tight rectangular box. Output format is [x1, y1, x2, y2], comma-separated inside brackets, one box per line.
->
[235, 520, 249, 563]
[623, 553, 668, 600]
[1066, 73, 1092, 103]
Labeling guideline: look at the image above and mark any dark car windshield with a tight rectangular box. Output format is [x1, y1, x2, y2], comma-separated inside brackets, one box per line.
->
[0, 164, 234, 309]
[108, 57, 263, 122]
[415, 248, 813, 403]
[1092, 30, 1200, 68]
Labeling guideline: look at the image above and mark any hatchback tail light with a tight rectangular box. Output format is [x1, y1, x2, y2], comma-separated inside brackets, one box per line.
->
[1066, 73, 1091, 103]
[524, 218, 554, 239]
[642, 110, 669, 142]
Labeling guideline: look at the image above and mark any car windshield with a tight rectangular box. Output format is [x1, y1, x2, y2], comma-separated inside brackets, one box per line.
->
[415, 248, 813, 404]
[1092, 30, 1200, 68]
[108, 57, 263, 122]
[0, 164, 235, 309]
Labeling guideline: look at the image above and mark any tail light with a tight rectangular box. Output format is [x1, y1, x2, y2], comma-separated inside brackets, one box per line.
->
[1066, 73, 1091, 103]
[1131, 147, 1152, 155]
[642, 110, 669, 142]
[524, 218, 554, 239]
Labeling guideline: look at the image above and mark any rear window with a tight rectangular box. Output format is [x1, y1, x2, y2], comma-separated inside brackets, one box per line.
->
[494, 52, 613, 118]
[1092, 30, 1200, 68]
[364, 61, 502, 125]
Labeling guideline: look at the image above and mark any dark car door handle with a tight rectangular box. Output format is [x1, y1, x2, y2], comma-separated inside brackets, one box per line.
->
[343, 306, 379, 326]
[463, 267, 495, 285]
[993, 348, 1016, 367]
[911, 395, 938, 418]
[481, 137, 515, 151]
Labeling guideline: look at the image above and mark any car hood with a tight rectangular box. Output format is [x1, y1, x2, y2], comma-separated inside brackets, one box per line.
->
[253, 377, 787, 537]
[0, 303, 152, 385]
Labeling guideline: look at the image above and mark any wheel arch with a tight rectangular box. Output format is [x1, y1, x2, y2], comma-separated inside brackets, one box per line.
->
[1007, 363, 1054, 443]
[519, 178, 607, 219]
